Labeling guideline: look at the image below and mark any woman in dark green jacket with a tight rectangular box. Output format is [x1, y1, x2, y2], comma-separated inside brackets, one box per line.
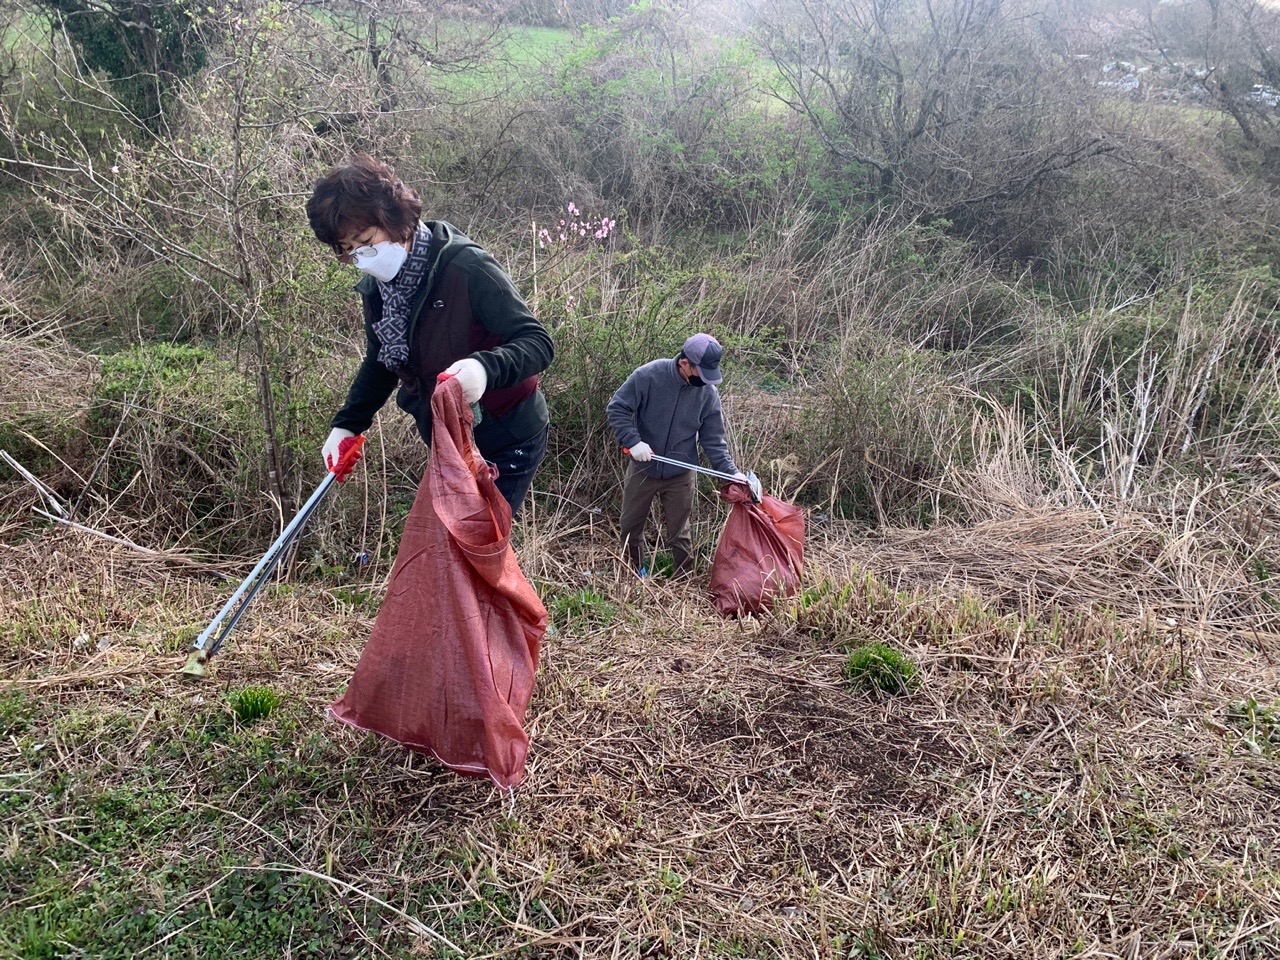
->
[307, 155, 553, 515]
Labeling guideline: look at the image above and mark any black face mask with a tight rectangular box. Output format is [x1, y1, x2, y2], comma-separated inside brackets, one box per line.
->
[687, 374, 706, 388]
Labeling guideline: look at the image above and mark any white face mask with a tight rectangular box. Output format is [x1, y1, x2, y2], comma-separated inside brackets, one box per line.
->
[352, 240, 408, 282]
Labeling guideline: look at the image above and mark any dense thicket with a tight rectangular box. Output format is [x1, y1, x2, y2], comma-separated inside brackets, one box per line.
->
[1, 0, 1278, 567]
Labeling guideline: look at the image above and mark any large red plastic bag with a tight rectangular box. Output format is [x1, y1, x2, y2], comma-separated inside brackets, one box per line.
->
[328, 376, 547, 789]
[709, 484, 805, 617]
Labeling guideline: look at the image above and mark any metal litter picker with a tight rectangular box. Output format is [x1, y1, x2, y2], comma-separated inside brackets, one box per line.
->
[623, 448, 762, 502]
[181, 436, 366, 678]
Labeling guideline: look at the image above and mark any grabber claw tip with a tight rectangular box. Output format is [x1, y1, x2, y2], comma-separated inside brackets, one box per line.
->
[180, 650, 209, 679]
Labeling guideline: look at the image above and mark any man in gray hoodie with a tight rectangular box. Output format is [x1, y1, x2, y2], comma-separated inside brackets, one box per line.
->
[607, 334, 747, 577]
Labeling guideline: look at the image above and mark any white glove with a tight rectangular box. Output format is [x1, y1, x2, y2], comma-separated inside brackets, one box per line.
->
[443, 358, 487, 403]
[629, 442, 653, 462]
[730, 471, 748, 483]
[323, 427, 356, 470]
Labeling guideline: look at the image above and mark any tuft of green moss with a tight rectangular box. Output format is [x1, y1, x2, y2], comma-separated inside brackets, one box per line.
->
[843, 642, 918, 695]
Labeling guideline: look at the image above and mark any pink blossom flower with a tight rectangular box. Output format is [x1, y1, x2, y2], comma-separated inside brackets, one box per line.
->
[567, 202, 579, 216]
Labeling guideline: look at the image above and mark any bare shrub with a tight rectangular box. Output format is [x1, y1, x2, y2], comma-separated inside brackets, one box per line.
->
[1124, 0, 1280, 160]
[0, 1, 442, 539]
[524, 4, 806, 238]
[757, 0, 1116, 243]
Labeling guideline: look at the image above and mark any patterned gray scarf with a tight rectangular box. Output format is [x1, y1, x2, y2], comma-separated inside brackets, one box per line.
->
[373, 222, 434, 373]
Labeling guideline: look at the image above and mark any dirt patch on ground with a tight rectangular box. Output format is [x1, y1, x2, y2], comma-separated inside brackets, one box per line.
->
[677, 675, 954, 803]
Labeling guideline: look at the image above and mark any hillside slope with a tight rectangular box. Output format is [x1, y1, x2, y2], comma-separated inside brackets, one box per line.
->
[3, 520, 1278, 958]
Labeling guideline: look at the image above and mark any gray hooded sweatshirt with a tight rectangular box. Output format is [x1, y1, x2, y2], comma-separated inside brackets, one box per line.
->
[606, 358, 738, 480]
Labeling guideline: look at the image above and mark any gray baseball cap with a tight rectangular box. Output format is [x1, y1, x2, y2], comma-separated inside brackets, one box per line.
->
[682, 333, 723, 384]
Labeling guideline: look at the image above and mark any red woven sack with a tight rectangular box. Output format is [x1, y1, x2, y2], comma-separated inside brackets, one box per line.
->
[709, 484, 805, 617]
[328, 376, 547, 788]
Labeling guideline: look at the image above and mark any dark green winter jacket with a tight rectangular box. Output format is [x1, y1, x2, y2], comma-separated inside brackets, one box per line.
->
[331, 221, 553, 452]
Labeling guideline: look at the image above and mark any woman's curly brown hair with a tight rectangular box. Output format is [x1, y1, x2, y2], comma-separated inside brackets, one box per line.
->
[305, 154, 423, 256]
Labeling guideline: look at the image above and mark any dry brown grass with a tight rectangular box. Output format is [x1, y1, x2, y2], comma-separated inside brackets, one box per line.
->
[3, 505, 1279, 957]
[849, 507, 1275, 635]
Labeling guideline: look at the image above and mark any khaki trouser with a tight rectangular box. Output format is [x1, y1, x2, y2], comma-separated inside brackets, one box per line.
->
[619, 463, 696, 575]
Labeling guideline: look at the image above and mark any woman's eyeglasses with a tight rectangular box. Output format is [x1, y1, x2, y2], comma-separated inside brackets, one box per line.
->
[335, 245, 377, 265]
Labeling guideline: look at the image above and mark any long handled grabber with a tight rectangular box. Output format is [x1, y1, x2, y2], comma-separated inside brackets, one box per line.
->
[181, 436, 366, 679]
[623, 448, 762, 503]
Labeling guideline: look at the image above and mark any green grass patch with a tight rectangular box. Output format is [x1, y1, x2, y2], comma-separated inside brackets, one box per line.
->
[645, 551, 676, 579]
[1226, 697, 1280, 755]
[431, 23, 576, 97]
[843, 642, 919, 696]
[0, 688, 35, 737]
[229, 686, 282, 725]
[548, 587, 617, 629]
